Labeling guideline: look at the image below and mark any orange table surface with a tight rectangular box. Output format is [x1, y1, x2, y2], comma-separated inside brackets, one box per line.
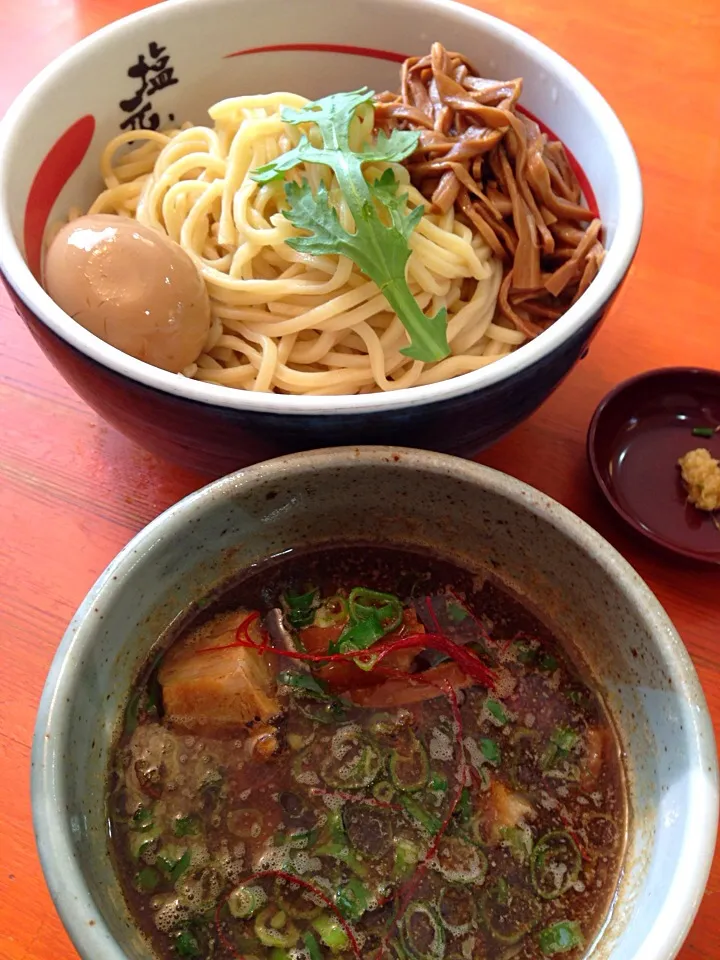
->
[0, 0, 719, 957]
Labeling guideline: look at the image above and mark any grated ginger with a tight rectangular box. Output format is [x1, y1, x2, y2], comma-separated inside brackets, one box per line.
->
[677, 447, 720, 512]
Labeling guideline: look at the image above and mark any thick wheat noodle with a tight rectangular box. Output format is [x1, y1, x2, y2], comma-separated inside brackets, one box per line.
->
[79, 89, 521, 393]
[376, 42, 605, 339]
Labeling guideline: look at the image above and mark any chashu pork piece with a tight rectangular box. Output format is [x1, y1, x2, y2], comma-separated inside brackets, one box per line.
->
[158, 609, 280, 738]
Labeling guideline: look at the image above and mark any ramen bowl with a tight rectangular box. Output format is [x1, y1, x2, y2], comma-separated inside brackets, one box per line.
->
[32, 447, 717, 960]
[0, 0, 642, 474]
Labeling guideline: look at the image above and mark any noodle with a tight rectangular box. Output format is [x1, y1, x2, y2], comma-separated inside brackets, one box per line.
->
[84, 92, 511, 394]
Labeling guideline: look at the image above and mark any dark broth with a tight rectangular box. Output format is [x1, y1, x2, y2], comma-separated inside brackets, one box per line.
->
[108, 545, 627, 960]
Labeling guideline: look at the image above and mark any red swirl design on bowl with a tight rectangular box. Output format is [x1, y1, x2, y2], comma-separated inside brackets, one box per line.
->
[23, 114, 95, 280]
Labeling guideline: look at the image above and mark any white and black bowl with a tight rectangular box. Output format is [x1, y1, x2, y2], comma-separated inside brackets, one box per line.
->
[0, 0, 643, 472]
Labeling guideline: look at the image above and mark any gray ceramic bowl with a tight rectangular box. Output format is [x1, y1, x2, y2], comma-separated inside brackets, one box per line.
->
[32, 448, 717, 960]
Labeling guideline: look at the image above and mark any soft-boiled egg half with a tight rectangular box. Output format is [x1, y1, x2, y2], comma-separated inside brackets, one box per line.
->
[44, 214, 211, 373]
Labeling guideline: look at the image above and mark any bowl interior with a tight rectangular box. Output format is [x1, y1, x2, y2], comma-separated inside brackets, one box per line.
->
[33, 449, 717, 960]
[3, 0, 628, 284]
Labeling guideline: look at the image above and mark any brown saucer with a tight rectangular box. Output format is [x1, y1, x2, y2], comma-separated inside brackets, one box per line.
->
[588, 367, 720, 564]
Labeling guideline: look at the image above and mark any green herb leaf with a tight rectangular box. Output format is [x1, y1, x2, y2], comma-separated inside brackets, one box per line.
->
[335, 878, 371, 920]
[282, 586, 319, 628]
[175, 929, 202, 958]
[251, 88, 449, 362]
[538, 920, 584, 955]
[486, 699, 508, 725]
[131, 806, 155, 832]
[541, 726, 580, 771]
[480, 738, 501, 766]
[278, 670, 330, 699]
[303, 931, 324, 960]
[173, 815, 200, 838]
[135, 865, 160, 893]
[539, 653, 558, 672]
[429, 771, 449, 792]
[455, 786, 472, 823]
[446, 599, 470, 623]
[401, 795, 442, 835]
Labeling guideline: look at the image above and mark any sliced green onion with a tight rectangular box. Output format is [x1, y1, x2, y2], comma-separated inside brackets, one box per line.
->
[312, 913, 349, 953]
[348, 587, 403, 630]
[531, 831, 582, 900]
[368, 712, 404, 738]
[254, 907, 299, 948]
[303, 930, 324, 960]
[428, 771, 448, 793]
[390, 735, 429, 792]
[156, 847, 191, 884]
[401, 902, 445, 960]
[482, 881, 541, 944]
[486, 699, 509, 725]
[538, 652, 559, 672]
[479, 738, 501, 766]
[499, 825, 533, 865]
[454, 787, 472, 824]
[401, 795, 441, 835]
[332, 587, 403, 654]
[581, 812, 618, 856]
[513, 639, 538, 665]
[315, 810, 368, 878]
[173, 815, 201, 838]
[538, 920, 585, 955]
[322, 730, 382, 789]
[283, 587, 319, 629]
[279, 670, 331, 700]
[541, 727, 580, 772]
[446, 600, 470, 623]
[269, 950, 291, 960]
[174, 929, 201, 958]
[228, 883, 266, 919]
[296, 698, 346, 725]
[128, 832, 158, 861]
[438, 885, 476, 934]
[334, 877, 370, 921]
[336, 616, 387, 654]
[393, 837, 421, 880]
[314, 595, 350, 628]
[373, 780, 395, 803]
[435, 835, 487, 884]
[134, 865, 160, 893]
[692, 426, 716, 438]
[130, 806, 155, 832]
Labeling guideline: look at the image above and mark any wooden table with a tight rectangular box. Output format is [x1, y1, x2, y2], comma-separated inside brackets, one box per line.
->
[1, 0, 719, 957]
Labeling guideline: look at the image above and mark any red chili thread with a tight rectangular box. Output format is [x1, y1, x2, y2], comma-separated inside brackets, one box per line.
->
[198, 625, 495, 689]
[559, 813, 590, 862]
[424, 594, 442, 634]
[215, 869, 361, 960]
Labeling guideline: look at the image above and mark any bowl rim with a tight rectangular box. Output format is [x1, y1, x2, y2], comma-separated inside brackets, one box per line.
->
[586, 365, 720, 564]
[31, 446, 718, 960]
[0, 0, 643, 415]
